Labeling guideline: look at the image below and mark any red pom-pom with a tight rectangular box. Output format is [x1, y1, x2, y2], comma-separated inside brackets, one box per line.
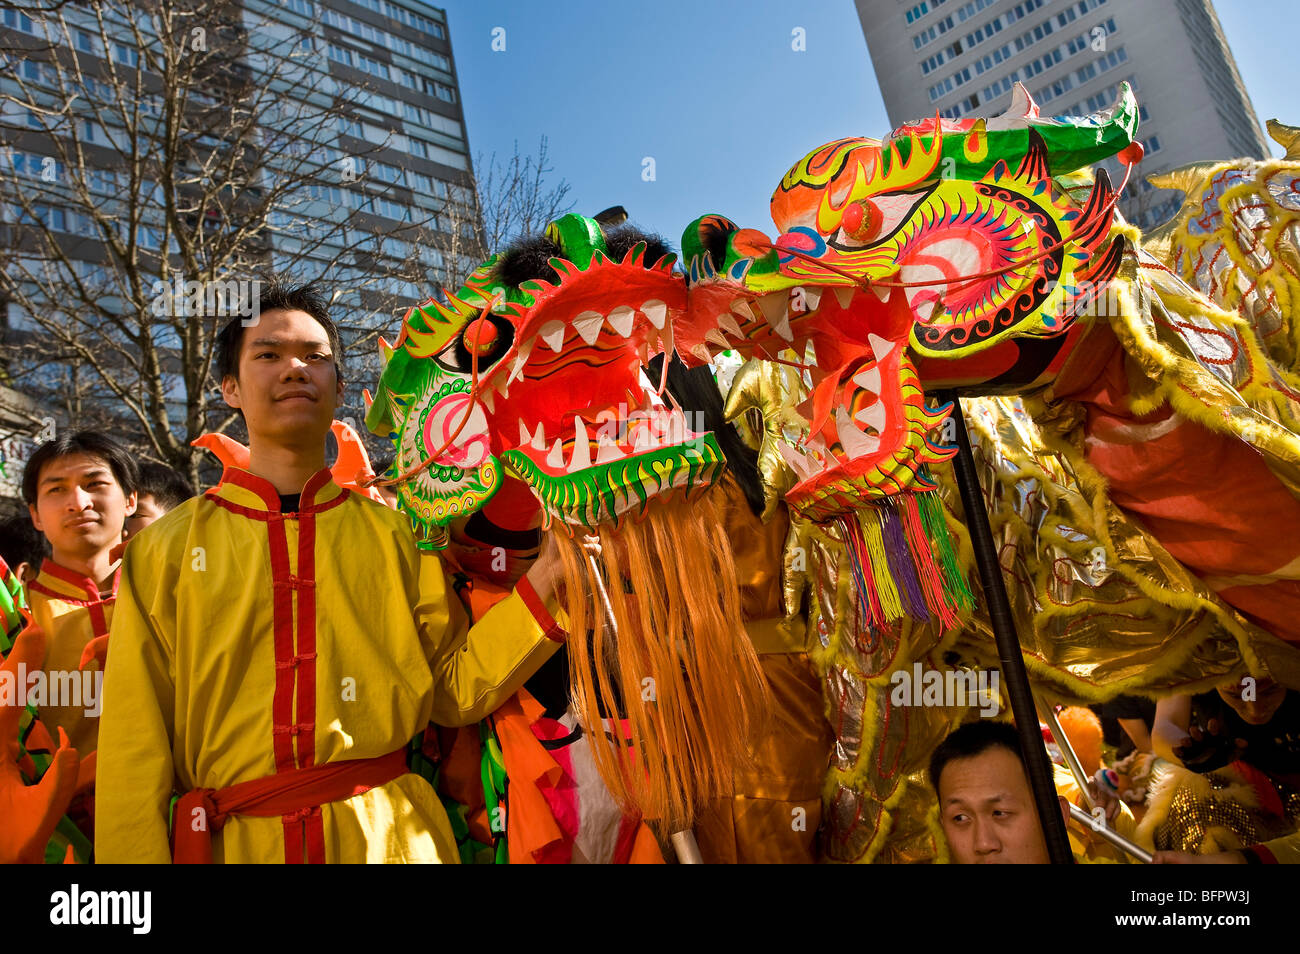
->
[1118, 142, 1144, 166]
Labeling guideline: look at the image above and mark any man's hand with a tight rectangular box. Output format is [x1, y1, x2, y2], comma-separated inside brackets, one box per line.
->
[1172, 718, 1247, 773]
[522, 530, 563, 605]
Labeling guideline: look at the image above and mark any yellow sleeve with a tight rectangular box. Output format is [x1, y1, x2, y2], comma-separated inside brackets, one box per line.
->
[94, 540, 176, 863]
[414, 550, 563, 727]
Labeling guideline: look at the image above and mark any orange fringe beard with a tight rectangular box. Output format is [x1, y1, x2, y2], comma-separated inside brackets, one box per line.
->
[553, 492, 768, 832]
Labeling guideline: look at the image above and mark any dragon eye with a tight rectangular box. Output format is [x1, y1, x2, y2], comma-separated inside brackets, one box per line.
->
[831, 189, 933, 251]
[435, 314, 515, 373]
[840, 200, 881, 242]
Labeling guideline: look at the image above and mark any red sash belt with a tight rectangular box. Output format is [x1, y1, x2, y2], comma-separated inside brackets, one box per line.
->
[172, 749, 408, 864]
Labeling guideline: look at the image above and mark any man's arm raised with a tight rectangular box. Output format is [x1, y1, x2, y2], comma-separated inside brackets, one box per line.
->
[95, 545, 177, 863]
[417, 532, 566, 727]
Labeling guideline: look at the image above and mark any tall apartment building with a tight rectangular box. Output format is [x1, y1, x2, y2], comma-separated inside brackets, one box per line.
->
[854, 0, 1270, 227]
[0, 1, 478, 472]
[252, 0, 478, 309]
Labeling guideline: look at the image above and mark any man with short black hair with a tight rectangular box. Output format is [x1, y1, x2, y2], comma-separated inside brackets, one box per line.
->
[124, 462, 196, 539]
[0, 509, 50, 584]
[20, 431, 138, 757]
[930, 721, 1055, 864]
[97, 278, 566, 863]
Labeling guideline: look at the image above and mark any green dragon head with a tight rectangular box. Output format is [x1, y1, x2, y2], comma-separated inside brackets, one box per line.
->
[365, 213, 725, 540]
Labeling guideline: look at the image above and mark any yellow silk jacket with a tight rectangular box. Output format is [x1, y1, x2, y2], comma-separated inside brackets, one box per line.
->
[95, 468, 563, 863]
[26, 559, 118, 758]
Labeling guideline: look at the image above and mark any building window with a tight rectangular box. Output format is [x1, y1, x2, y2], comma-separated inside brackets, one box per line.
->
[2, 9, 36, 34]
[113, 43, 139, 68]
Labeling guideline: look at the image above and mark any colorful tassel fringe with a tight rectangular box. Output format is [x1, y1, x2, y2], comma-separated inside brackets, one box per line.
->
[836, 482, 973, 631]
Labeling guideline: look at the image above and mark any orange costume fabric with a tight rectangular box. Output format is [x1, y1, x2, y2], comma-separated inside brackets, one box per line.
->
[1054, 325, 1300, 644]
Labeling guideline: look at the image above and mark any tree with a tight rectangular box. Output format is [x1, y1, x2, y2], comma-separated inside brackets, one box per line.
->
[0, 0, 471, 486]
[471, 135, 573, 256]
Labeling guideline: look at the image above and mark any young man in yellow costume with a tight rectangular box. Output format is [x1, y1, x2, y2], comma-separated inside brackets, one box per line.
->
[95, 281, 565, 863]
[22, 432, 140, 760]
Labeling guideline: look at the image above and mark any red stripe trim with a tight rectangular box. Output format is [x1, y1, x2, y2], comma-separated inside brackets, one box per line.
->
[515, 575, 565, 643]
[38, 559, 98, 597]
[29, 566, 119, 609]
[283, 815, 304, 865]
[219, 468, 283, 510]
[267, 514, 297, 775]
[295, 512, 318, 773]
[85, 600, 110, 639]
[206, 486, 350, 522]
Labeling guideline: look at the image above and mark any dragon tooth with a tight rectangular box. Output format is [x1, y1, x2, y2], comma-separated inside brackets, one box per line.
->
[854, 400, 887, 434]
[568, 417, 592, 472]
[717, 311, 744, 339]
[573, 310, 604, 345]
[867, 333, 897, 363]
[705, 329, 730, 349]
[757, 291, 787, 326]
[832, 286, 855, 310]
[539, 320, 567, 352]
[835, 407, 881, 459]
[518, 419, 532, 446]
[852, 364, 882, 394]
[530, 420, 547, 451]
[772, 312, 794, 342]
[505, 339, 534, 386]
[546, 438, 566, 470]
[595, 438, 623, 465]
[802, 287, 822, 311]
[479, 388, 496, 414]
[641, 299, 668, 329]
[777, 441, 817, 481]
[606, 305, 635, 338]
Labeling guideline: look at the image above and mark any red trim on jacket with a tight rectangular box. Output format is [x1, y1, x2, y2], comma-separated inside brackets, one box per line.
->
[28, 559, 120, 607]
[203, 466, 343, 861]
[515, 575, 565, 643]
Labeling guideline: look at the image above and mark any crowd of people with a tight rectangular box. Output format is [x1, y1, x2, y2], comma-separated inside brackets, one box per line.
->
[1, 277, 1294, 864]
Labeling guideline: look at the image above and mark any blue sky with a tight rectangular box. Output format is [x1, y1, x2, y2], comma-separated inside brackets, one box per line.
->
[438, 0, 1292, 249]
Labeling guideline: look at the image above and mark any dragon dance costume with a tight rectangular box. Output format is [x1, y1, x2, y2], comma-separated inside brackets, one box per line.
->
[8, 81, 1300, 864]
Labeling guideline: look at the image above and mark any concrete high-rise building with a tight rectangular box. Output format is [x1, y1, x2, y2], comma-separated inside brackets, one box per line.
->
[0, 1, 478, 466]
[854, 0, 1269, 227]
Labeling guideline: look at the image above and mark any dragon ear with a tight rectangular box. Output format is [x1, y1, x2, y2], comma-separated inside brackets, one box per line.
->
[544, 213, 607, 270]
[937, 82, 1139, 180]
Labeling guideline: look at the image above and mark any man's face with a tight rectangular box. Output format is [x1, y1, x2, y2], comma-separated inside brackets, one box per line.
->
[28, 453, 136, 561]
[938, 747, 1050, 864]
[1217, 676, 1287, 726]
[221, 308, 343, 447]
[124, 493, 167, 539]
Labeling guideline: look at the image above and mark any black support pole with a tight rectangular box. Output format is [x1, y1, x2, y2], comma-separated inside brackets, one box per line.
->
[938, 390, 1075, 864]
